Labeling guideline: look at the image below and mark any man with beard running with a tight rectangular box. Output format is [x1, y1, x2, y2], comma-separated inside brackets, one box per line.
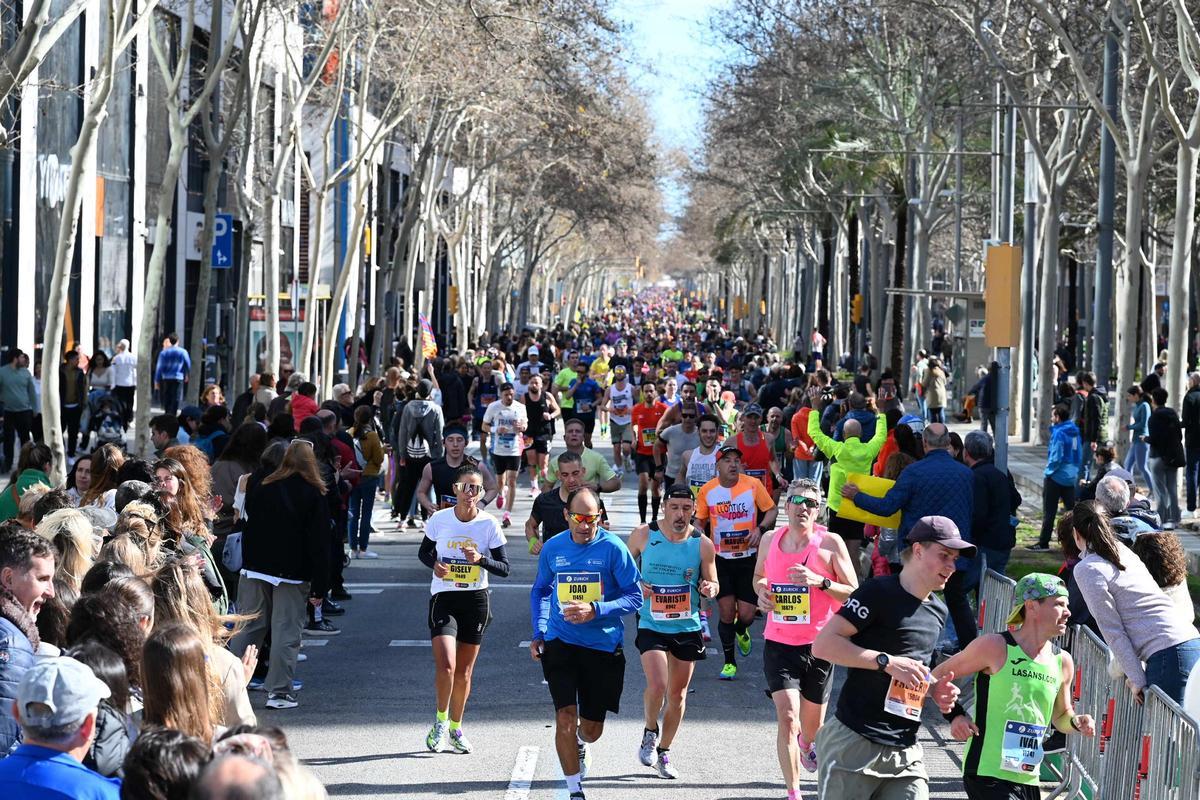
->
[626, 485, 719, 779]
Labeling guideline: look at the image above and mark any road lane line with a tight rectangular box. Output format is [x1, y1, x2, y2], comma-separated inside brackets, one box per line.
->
[300, 640, 329, 647]
[504, 745, 539, 799]
[388, 640, 432, 647]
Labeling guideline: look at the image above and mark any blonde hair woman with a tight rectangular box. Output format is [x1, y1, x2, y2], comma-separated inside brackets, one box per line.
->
[36, 508, 99, 593]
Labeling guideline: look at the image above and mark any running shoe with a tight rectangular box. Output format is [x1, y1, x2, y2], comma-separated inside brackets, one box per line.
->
[322, 600, 345, 616]
[359, 550, 379, 559]
[578, 740, 591, 779]
[798, 738, 817, 772]
[426, 720, 449, 752]
[266, 693, 298, 710]
[719, 663, 737, 680]
[1025, 544, 1051, 552]
[638, 728, 658, 766]
[529, 486, 539, 497]
[569, 792, 586, 800]
[303, 619, 341, 636]
[655, 750, 679, 779]
[502, 512, 511, 528]
[448, 729, 473, 753]
[736, 629, 752, 657]
[406, 517, 423, 529]
[496, 495, 505, 510]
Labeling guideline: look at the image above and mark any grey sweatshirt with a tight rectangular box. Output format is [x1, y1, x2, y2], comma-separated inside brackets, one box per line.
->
[1075, 543, 1199, 689]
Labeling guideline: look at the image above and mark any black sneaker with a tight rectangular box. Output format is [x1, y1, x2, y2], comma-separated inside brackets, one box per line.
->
[1026, 544, 1051, 552]
[330, 588, 353, 601]
[303, 619, 341, 636]
[322, 600, 345, 617]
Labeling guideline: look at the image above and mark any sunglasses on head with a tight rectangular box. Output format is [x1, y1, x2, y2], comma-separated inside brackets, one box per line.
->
[453, 482, 484, 496]
[787, 495, 821, 508]
[568, 512, 602, 524]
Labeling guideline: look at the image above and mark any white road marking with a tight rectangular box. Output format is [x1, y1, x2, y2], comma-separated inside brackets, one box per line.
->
[388, 640, 432, 647]
[301, 640, 329, 647]
[346, 588, 384, 594]
[503, 745, 539, 799]
[519, 641, 532, 648]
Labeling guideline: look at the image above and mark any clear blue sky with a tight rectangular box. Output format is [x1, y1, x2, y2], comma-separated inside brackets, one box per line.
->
[610, 0, 731, 222]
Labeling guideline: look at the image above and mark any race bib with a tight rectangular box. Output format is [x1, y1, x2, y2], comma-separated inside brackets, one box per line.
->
[883, 677, 929, 721]
[614, 402, 629, 413]
[746, 468, 766, 479]
[641, 428, 658, 447]
[498, 432, 517, 447]
[770, 583, 810, 624]
[557, 572, 601, 605]
[715, 530, 752, 559]
[439, 494, 457, 509]
[577, 401, 593, 414]
[1000, 721, 1046, 775]
[650, 584, 691, 621]
[443, 557, 482, 589]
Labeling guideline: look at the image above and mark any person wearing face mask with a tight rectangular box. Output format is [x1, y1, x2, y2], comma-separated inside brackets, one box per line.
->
[626, 486, 718, 780]
[528, 488, 643, 800]
[753, 479, 858, 800]
[418, 465, 510, 756]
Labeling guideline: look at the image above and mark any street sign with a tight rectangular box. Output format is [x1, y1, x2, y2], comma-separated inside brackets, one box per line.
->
[212, 213, 233, 269]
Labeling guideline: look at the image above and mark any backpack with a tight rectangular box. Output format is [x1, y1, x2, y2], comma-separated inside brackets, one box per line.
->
[1090, 389, 1109, 443]
[352, 437, 368, 468]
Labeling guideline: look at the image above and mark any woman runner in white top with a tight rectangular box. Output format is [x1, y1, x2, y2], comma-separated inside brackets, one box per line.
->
[417, 464, 510, 754]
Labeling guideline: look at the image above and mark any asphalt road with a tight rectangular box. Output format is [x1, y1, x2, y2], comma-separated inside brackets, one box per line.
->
[268, 455, 972, 799]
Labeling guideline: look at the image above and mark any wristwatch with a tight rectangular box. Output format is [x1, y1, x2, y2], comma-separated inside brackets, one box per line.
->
[820, 577, 832, 591]
[876, 653, 891, 672]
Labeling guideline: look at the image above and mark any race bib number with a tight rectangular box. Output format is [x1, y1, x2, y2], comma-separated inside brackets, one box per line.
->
[883, 677, 929, 721]
[715, 530, 752, 559]
[557, 572, 601, 605]
[1000, 721, 1046, 775]
[614, 402, 629, 413]
[576, 400, 593, 414]
[650, 584, 691, 621]
[770, 583, 810, 624]
[443, 557, 481, 589]
[746, 468, 766, 480]
[498, 432, 517, 448]
[641, 428, 658, 447]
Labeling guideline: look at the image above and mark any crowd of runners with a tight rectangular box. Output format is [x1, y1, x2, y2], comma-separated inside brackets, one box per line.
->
[2, 287, 1199, 800]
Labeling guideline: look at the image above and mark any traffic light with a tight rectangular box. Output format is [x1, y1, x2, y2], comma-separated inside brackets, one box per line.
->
[851, 293, 863, 325]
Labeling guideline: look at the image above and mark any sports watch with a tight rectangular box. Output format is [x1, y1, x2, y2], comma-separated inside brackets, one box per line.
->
[820, 577, 832, 591]
[876, 653, 891, 672]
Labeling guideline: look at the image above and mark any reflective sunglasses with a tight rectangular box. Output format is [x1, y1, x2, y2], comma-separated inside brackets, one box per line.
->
[787, 495, 821, 509]
[453, 482, 484, 496]
[568, 512, 603, 524]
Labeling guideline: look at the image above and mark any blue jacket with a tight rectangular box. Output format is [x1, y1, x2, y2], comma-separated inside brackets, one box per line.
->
[1128, 401, 1150, 439]
[852, 449, 975, 550]
[0, 744, 121, 798]
[1046, 420, 1082, 487]
[0, 615, 37, 756]
[834, 409, 878, 442]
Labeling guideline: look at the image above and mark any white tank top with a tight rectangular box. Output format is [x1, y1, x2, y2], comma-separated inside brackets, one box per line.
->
[686, 447, 718, 497]
[609, 383, 634, 425]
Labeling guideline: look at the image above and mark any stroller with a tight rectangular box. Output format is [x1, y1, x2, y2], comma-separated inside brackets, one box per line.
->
[87, 392, 127, 451]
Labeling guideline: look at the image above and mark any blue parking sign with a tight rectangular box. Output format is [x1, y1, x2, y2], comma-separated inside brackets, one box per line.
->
[212, 214, 233, 268]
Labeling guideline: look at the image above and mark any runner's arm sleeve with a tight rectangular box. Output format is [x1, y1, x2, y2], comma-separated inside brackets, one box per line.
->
[417, 536, 438, 569]
[530, 555, 554, 640]
[479, 544, 510, 578]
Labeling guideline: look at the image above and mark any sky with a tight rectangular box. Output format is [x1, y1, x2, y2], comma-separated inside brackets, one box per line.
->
[609, 0, 733, 226]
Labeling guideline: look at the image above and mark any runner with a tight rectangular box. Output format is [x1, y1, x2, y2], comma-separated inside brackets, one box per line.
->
[419, 465, 510, 754]
[695, 444, 778, 679]
[680, 414, 722, 498]
[521, 374, 560, 496]
[589, 345, 612, 438]
[415, 424, 499, 515]
[626, 485, 719, 779]
[544, 418, 622, 495]
[526, 452, 609, 553]
[553, 350, 583, 421]
[632, 383, 667, 525]
[753, 479, 858, 799]
[481, 383, 528, 528]
[601, 365, 636, 474]
[811, 516, 973, 800]
[655, 402, 700, 491]
[654, 381, 705, 434]
[468, 360, 502, 465]
[565, 360, 603, 449]
[530, 487, 644, 800]
[735, 403, 784, 498]
[930, 573, 1096, 800]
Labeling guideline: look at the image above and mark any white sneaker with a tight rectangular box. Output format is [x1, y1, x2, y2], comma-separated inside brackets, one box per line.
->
[655, 749, 679, 779]
[426, 720, 449, 752]
[578, 740, 591, 779]
[638, 728, 658, 766]
[359, 550, 380, 559]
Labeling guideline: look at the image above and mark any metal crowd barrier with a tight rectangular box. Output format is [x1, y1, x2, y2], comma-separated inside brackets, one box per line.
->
[1137, 686, 1200, 800]
[975, 568, 1016, 635]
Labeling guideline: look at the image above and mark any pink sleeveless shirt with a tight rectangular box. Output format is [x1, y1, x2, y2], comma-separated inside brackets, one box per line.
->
[763, 524, 841, 646]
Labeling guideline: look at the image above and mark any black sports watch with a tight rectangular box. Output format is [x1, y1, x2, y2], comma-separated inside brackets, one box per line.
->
[876, 653, 891, 672]
[820, 577, 832, 591]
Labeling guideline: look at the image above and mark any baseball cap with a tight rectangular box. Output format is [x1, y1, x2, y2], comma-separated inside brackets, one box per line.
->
[716, 444, 743, 460]
[179, 405, 202, 420]
[333, 383, 352, 398]
[906, 516, 976, 557]
[1007, 573, 1069, 625]
[528, 345, 539, 355]
[665, 485, 695, 501]
[741, 403, 764, 418]
[17, 657, 111, 728]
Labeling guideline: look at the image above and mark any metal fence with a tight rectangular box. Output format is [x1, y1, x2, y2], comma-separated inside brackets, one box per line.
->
[976, 568, 1016, 635]
[1138, 686, 1200, 800]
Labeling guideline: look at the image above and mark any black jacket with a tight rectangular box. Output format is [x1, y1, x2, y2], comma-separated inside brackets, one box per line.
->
[1182, 387, 1200, 449]
[242, 473, 332, 597]
[970, 459, 1022, 551]
[1147, 406, 1185, 465]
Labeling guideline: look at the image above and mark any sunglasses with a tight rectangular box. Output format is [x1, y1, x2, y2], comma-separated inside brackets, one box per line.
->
[453, 482, 484, 496]
[568, 512, 602, 524]
[787, 495, 821, 508]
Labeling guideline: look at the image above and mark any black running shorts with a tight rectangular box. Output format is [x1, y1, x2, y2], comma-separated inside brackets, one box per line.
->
[540, 638, 625, 722]
[715, 555, 758, 604]
[762, 639, 833, 703]
[635, 628, 708, 662]
[428, 590, 491, 645]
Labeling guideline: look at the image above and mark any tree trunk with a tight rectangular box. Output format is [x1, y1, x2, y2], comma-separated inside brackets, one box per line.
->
[1167, 139, 1198, 407]
[1114, 164, 1148, 461]
[1036, 197, 1063, 444]
[187, 162, 222, 403]
[300, 186, 329, 377]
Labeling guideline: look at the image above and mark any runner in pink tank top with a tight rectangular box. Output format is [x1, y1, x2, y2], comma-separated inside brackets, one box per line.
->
[752, 478, 858, 800]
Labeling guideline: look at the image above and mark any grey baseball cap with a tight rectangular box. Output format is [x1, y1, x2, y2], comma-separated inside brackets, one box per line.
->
[17, 657, 111, 727]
